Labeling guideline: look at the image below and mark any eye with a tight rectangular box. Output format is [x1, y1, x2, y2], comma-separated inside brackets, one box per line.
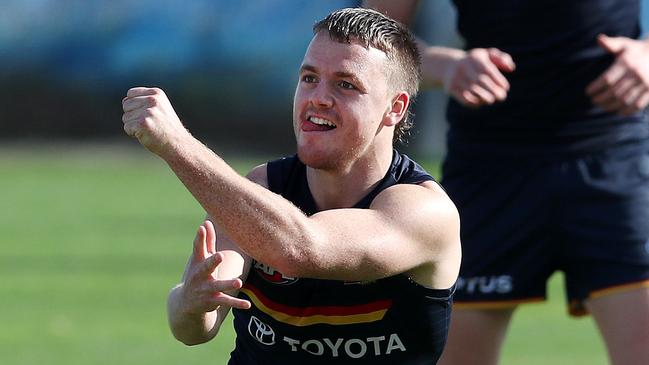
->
[339, 81, 356, 90]
[302, 74, 317, 83]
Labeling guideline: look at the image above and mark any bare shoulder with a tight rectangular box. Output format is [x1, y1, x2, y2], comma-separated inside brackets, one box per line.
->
[371, 180, 459, 227]
[415, 180, 461, 249]
[372, 180, 461, 287]
[245, 163, 269, 188]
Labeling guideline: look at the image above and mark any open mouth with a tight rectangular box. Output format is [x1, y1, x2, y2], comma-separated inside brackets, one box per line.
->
[307, 116, 337, 131]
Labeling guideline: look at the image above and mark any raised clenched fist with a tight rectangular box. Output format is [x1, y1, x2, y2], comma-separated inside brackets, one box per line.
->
[122, 87, 190, 156]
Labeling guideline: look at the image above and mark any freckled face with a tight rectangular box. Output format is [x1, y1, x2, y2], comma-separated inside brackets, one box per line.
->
[293, 32, 392, 171]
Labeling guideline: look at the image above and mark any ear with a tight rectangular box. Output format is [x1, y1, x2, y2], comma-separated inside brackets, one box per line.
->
[384, 92, 410, 127]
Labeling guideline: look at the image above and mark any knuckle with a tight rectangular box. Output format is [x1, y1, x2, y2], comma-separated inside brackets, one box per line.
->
[612, 89, 624, 99]
[627, 64, 641, 78]
[478, 74, 491, 85]
[146, 95, 158, 107]
[143, 108, 155, 118]
[468, 48, 486, 57]
[603, 75, 615, 86]
[613, 89, 627, 100]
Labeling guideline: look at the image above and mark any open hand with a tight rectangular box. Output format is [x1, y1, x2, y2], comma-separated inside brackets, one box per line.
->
[586, 34, 649, 116]
[179, 220, 251, 315]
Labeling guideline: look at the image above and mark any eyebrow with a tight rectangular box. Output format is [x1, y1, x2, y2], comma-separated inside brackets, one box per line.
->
[300, 64, 367, 91]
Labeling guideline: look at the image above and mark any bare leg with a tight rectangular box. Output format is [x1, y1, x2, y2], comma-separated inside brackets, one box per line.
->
[438, 307, 515, 365]
[586, 287, 649, 365]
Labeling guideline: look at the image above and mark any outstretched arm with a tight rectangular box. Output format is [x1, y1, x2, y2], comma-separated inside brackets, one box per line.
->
[167, 220, 251, 345]
[364, 0, 515, 107]
[122, 88, 460, 288]
[586, 34, 649, 116]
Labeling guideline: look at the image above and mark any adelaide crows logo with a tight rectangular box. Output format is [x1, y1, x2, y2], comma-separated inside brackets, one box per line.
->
[254, 261, 299, 285]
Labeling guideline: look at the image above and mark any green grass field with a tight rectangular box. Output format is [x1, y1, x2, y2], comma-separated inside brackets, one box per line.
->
[0, 144, 608, 364]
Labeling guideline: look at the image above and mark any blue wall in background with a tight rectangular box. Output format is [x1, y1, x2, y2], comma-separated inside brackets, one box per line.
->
[1, 0, 648, 153]
[0, 0, 357, 152]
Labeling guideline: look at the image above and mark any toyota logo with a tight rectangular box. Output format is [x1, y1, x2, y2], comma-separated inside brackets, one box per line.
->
[248, 316, 275, 346]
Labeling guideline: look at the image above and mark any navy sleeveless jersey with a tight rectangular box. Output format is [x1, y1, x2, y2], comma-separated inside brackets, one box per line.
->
[447, 0, 649, 156]
[228, 150, 454, 365]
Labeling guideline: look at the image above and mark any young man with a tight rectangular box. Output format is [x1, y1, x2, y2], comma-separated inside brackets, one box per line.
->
[365, 1, 649, 364]
[121, 8, 461, 364]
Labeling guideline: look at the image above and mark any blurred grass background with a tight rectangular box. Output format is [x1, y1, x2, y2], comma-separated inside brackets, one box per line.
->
[0, 144, 608, 364]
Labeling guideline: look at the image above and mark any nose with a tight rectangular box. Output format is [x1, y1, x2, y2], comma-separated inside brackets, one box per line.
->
[309, 83, 334, 108]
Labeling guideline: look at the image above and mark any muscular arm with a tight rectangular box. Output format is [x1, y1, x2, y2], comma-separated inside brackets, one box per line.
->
[165, 143, 458, 286]
[123, 88, 460, 288]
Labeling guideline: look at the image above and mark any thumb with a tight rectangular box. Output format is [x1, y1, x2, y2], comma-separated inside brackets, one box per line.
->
[192, 224, 208, 261]
[204, 220, 217, 255]
[487, 48, 516, 73]
[597, 34, 627, 54]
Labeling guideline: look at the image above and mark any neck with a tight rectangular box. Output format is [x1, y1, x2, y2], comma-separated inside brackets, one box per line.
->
[306, 146, 394, 210]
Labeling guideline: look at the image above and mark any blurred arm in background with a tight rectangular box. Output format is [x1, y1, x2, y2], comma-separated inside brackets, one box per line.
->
[364, 0, 515, 108]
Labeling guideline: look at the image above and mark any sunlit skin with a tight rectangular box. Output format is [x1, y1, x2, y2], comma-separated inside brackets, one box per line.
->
[293, 31, 398, 178]
[120, 20, 464, 349]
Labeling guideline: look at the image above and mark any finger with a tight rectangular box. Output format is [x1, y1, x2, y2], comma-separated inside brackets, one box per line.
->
[126, 87, 162, 98]
[204, 220, 217, 254]
[200, 251, 224, 277]
[591, 75, 637, 105]
[211, 277, 244, 292]
[122, 95, 157, 113]
[212, 292, 252, 310]
[476, 74, 508, 101]
[468, 50, 511, 90]
[598, 98, 624, 113]
[632, 92, 649, 112]
[612, 75, 638, 98]
[468, 57, 510, 93]
[597, 34, 627, 55]
[123, 120, 143, 139]
[586, 75, 607, 97]
[591, 88, 624, 112]
[453, 89, 481, 107]
[587, 63, 626, 96]
[121, 109, 140, 125]
[193, 225, 207, 261]
[487, 48, 516, 73]
[484, 63, 511, 91]
[449, 72, 484, 107]
[620, 86, 649, 115]
[603, 77, 638, 106]
[468, 84, 496, 105]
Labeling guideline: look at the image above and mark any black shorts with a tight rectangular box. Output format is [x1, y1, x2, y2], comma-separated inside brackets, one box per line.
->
[442, 139, 649, 315]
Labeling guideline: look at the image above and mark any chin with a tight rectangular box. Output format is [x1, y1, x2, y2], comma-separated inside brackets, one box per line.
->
[297, 148, 338, 171]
